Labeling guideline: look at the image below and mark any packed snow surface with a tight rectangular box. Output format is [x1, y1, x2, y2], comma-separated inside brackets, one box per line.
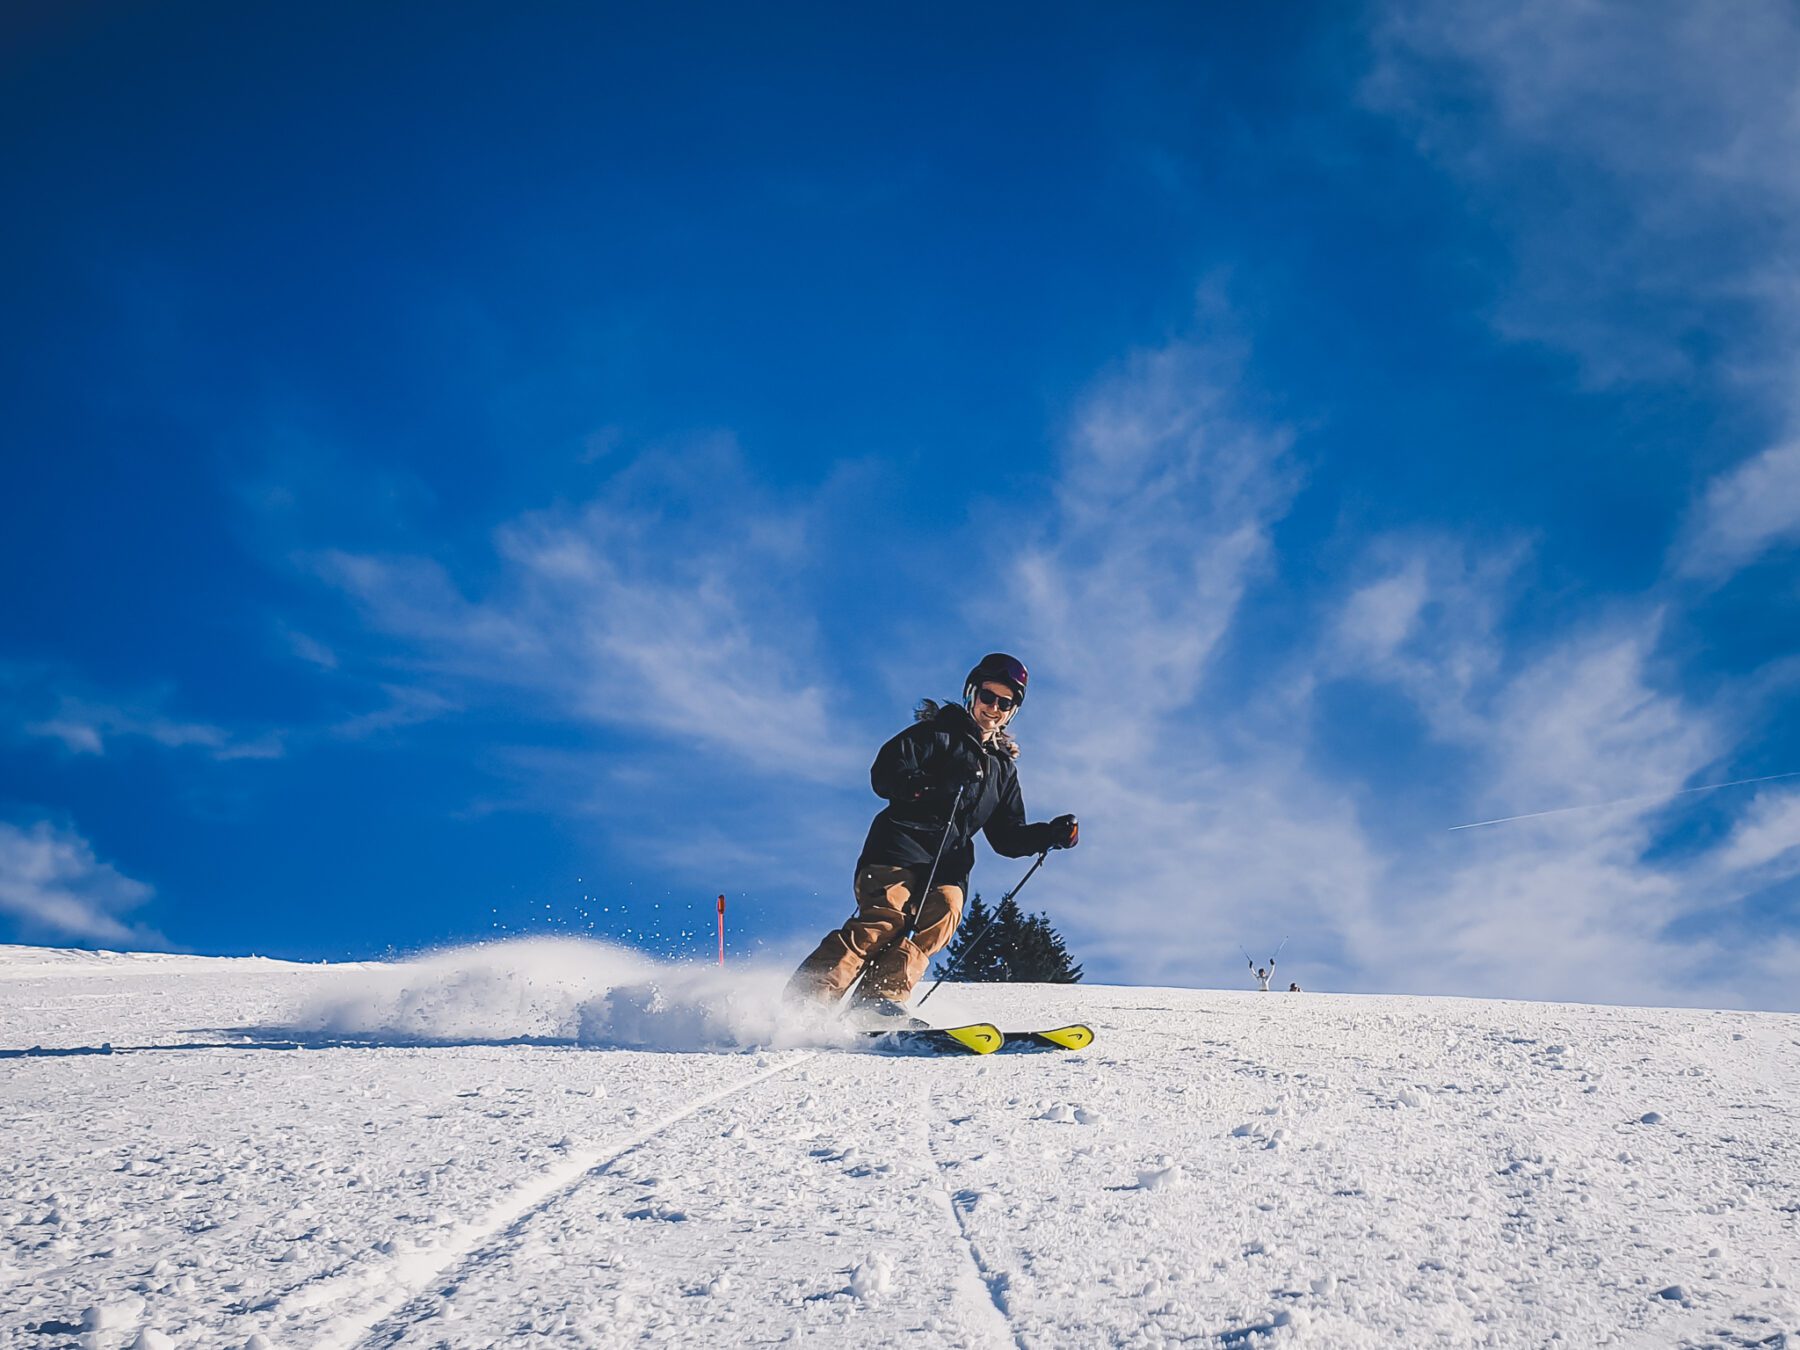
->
[3, 938, 1798, 1348]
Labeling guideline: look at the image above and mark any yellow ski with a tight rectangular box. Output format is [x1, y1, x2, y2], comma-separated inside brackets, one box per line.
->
[1001, 1024, 1094, 1052]
[863, 1022, 1003, 1055]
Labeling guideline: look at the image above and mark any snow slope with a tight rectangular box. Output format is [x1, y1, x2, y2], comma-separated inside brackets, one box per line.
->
[2, 939, 1797, 1348]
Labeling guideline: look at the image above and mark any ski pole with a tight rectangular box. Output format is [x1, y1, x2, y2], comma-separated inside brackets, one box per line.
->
[914, 848, 1050, 1010]
[839, 783, 965, 1010]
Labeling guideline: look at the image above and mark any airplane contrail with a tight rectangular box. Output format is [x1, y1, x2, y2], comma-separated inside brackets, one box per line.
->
[1448, 770, 1800, 832]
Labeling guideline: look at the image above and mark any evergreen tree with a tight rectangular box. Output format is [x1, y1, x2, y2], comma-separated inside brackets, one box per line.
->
[932, 894, 1083, 984]
[935, 893, 1006, 982]
[1012, 908, 1084, 983]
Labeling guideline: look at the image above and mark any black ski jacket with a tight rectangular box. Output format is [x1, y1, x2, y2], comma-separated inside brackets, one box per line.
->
[856, 701, 1060, 891]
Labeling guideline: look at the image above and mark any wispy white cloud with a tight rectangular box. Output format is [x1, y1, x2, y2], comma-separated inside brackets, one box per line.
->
[1, 659, 281, 760]
[312, 435, 860, 783]
[1335, 561, 1428, 666]
[996, 330, 1372, 988]
[979, 313, 1797, 1009]
[21, 694, 283, 761]
[1714, 788, 1800, 879]
[1230, 3, 1800, 1005]
[283, 627, 340, 671]
[1365, 0, 1800, 586]
[277, 321, 1794, 1007]
[1326, 535, 1523, 743]
[25, 716, 105, 755]
[1676, 441, 1800, 579]
[1364, 0, 1800, 386]
[1009, 334, 1298, 762]
[1481, 622, 1715, 809]
[327, 684, 459, 740]
[1323, 531, 1800, 1006]
[1357, 611, 1732, 1002]
[3, 657, 455, 769]
[0, 819, 167, 948]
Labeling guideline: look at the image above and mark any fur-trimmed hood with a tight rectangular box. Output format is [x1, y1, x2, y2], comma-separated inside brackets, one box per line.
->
[914, 698, 1019, 760]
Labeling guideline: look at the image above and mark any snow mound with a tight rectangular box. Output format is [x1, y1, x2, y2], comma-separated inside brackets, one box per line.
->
[849, 1252, 895, 1301]
[1134, 1157, 1184, 1191]
[82, 1296, 144, 1331]
[295, 937, 832, 1051]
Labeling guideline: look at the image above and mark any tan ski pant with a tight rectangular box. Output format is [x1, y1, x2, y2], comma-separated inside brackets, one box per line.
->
[787, 864, 965, 1005]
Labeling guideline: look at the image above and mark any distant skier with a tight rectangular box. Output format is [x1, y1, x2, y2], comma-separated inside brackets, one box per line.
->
[1288, 981, 1302, 993]
[1250, 958, 1274, 992]
[785, 653, 1078, 1013]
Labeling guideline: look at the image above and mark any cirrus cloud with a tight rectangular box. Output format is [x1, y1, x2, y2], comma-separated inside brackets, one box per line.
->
[0, 819, 167, 948]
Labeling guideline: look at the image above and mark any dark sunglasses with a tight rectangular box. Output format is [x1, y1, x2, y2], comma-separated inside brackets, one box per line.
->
[974, 687, 1017, 712]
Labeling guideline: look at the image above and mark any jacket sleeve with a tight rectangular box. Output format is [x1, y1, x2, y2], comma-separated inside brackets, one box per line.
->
[870, 724, 937, 802]
[981, 764, 1055, 857]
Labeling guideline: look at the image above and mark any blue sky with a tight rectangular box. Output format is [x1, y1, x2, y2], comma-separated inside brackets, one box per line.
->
[4, 2, 1798, 1008]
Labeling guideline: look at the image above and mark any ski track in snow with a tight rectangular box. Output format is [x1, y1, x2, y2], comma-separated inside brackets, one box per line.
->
[923, 1084, 1026, 1350]
[322, 1054, 819, 1349]
[3, 941, 1800, 1348]
[351, 1046, 1041, 1346]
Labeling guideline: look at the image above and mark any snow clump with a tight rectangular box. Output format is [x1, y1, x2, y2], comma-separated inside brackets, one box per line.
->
[83, 1297, 144, 1331]
[1135, 1157, 1183, 1191]
[850, 1252, 896, 1301]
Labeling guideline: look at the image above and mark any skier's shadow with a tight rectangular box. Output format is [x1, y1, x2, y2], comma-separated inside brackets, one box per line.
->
[0, 1028, 591, 1059]
[1217, 1320, 1280, 1347]
[0, 1025, 785, 1057]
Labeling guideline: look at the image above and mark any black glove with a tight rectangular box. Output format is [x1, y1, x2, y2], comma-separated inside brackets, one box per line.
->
[934, 757, 984, 798]
[1048, 814, 1078, 849]
[898, 758, 982, 803]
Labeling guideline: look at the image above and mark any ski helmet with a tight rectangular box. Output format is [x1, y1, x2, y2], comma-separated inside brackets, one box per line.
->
[964, 652, 1029, 711]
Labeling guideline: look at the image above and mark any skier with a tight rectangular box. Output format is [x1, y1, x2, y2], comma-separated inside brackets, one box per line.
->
[785, 653, 1078, 1014]
[1288, 981, 1302, 993]
[1250, 958, 1274, 992]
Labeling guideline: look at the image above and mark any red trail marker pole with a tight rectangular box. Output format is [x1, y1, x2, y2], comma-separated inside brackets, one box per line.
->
[716, 895, 726, 966]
